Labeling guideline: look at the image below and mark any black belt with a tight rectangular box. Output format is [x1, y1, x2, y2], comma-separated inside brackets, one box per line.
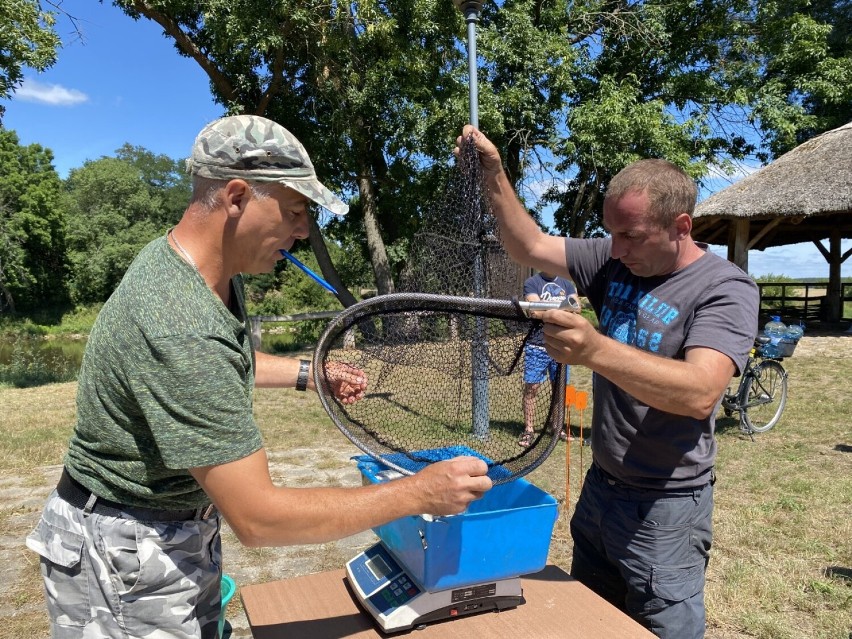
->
[57, 468, 216, 522]
[592, 462, 715, 493]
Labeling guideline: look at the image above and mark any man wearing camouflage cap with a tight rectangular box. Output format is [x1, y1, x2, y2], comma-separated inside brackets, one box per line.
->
[27, 115, 492, 639]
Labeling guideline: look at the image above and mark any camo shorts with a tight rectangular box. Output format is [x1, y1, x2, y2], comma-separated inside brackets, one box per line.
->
[26, 490, 223, 639]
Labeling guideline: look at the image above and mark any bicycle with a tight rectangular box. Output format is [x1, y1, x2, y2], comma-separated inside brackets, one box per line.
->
[720, 335, 789, 439]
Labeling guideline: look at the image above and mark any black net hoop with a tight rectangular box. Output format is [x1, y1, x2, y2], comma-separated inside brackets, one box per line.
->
[314, 293, 566, 484]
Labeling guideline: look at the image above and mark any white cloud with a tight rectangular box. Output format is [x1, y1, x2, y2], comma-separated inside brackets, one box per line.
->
[16, 79, 88, 106]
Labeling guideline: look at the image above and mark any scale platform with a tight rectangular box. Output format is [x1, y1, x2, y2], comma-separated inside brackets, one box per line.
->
[346, 541, 524, 633]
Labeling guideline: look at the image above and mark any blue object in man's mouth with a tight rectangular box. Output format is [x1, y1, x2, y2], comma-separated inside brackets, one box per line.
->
[279, 249, 338, 295]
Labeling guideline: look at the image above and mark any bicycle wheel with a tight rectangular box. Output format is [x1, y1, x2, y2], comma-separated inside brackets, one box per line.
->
[741, 360, 788, 433]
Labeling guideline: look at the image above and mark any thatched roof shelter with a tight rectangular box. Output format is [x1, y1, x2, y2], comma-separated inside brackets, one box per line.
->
[692, 121, 852, 323]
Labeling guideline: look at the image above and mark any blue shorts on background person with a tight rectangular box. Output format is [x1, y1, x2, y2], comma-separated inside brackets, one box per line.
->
[523, 343, 565, 385]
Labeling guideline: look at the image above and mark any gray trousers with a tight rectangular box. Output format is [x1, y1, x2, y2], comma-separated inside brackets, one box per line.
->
[570, 463, 713, 639]
[26, 491, 223, 638]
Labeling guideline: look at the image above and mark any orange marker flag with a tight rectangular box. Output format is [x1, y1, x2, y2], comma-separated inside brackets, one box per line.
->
[564, 385, 576, 438]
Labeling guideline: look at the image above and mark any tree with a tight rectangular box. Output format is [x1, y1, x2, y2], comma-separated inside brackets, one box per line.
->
[113, 0, 471, 301]
[0, 128, 66, 311]
[114, 143, 191, 227]
[110, 0, 848, 300]
[64, 156, 165, 303]
[0, 0, 62, 119]
[542, 0, 851, 235]
[745, 0, 852, 157]
[487, 0, 760, 238]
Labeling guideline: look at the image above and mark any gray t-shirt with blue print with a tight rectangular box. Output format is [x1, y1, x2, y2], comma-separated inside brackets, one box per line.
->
[567, 237, 759, 489]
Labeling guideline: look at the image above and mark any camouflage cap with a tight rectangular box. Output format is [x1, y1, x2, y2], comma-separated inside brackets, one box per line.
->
[186, 115, 348, 216]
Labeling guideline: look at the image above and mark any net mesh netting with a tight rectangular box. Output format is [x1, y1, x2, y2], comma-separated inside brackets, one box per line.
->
[315, 137, 565, 483]
[398, 135, 520, 299]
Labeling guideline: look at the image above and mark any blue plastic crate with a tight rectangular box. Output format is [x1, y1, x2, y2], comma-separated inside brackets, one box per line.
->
[356, 452, 558, 590]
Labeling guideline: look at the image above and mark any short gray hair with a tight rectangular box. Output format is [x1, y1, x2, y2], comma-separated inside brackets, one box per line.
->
[190, 176, 278, 211]
[605, 159, 698, 228]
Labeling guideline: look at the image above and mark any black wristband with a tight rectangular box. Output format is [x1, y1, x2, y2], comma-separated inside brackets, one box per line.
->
[296, 359, 310, 392]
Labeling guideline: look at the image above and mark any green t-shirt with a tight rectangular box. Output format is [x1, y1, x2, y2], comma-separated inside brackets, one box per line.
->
[65, 235, 263, 509]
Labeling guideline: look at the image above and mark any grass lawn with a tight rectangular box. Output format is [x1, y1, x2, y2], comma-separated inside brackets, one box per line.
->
[1, 340, 850, 638]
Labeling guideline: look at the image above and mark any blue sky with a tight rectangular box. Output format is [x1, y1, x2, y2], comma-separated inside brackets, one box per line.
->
[5, 0, 849, 280]
[6, 1, 223, 173]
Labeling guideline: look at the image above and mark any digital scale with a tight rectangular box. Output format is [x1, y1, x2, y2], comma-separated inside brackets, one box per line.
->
[346, 541, 524, 633]
[344, 456, 558, 634]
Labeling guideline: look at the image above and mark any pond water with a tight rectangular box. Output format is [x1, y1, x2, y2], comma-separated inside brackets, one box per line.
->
[0, 336, 86, 386]
[0, 336, 86, 365]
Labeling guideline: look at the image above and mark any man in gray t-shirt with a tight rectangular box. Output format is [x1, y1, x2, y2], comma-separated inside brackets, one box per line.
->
[456, 125, 758, 639]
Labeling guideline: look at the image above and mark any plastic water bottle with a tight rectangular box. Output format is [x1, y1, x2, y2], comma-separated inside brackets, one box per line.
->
[761, 316, 786, 357]
[764, 316, 786, 337]
[785, 323, 804, 341]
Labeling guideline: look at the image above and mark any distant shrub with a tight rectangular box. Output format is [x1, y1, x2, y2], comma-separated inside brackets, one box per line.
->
[51, 305, 102, 335]
[754, 274, 797, 311]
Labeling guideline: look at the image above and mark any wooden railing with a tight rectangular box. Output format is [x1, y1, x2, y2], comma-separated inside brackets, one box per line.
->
[757, 282, 852, 324]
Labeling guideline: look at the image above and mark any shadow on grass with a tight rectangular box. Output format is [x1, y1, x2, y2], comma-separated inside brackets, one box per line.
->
[824, 566, 852, 582]
[714, 415, 747, 436]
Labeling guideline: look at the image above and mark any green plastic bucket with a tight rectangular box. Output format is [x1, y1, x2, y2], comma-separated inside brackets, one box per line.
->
[219, 574, 236, 638]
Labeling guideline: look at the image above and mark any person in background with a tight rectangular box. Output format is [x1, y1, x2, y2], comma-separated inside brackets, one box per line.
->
[518, 270, 580, 447]
[26, 115, 492, 639]
[456, 125, 758, 639]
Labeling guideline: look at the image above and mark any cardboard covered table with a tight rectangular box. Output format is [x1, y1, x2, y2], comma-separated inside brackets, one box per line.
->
[240, 564, 656, 638]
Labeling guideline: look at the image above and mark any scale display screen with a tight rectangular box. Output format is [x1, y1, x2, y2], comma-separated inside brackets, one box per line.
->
[365, 555, 394, 580]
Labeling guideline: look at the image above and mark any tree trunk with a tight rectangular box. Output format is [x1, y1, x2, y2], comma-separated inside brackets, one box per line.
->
[0, 252, 17, 314]
[505, 135, 522, 187]
[356, 154, 395, 296]
[307, 215, 357, 308]
[0, 279, 15, 314]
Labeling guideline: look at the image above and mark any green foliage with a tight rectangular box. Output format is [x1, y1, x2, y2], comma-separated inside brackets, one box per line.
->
[537, 0, 757, 237]
[112, 0, 850, 295]
[63, 149, 188, 304]
[0, 129, 68, 312]
[0, 303, 100, 340]
[747, 0, 852, 157]
[0, 0, 61, 118]
[753, 273, 795, 283]
[45, 304, 101, 335]
[245, 238, 372, 315]
[114, 144, 191, 225]
[244, 240, 373, 349]
[5, 0, 847, 318]
[753, 273, 795, 305]
[0, 314, 45, 337]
